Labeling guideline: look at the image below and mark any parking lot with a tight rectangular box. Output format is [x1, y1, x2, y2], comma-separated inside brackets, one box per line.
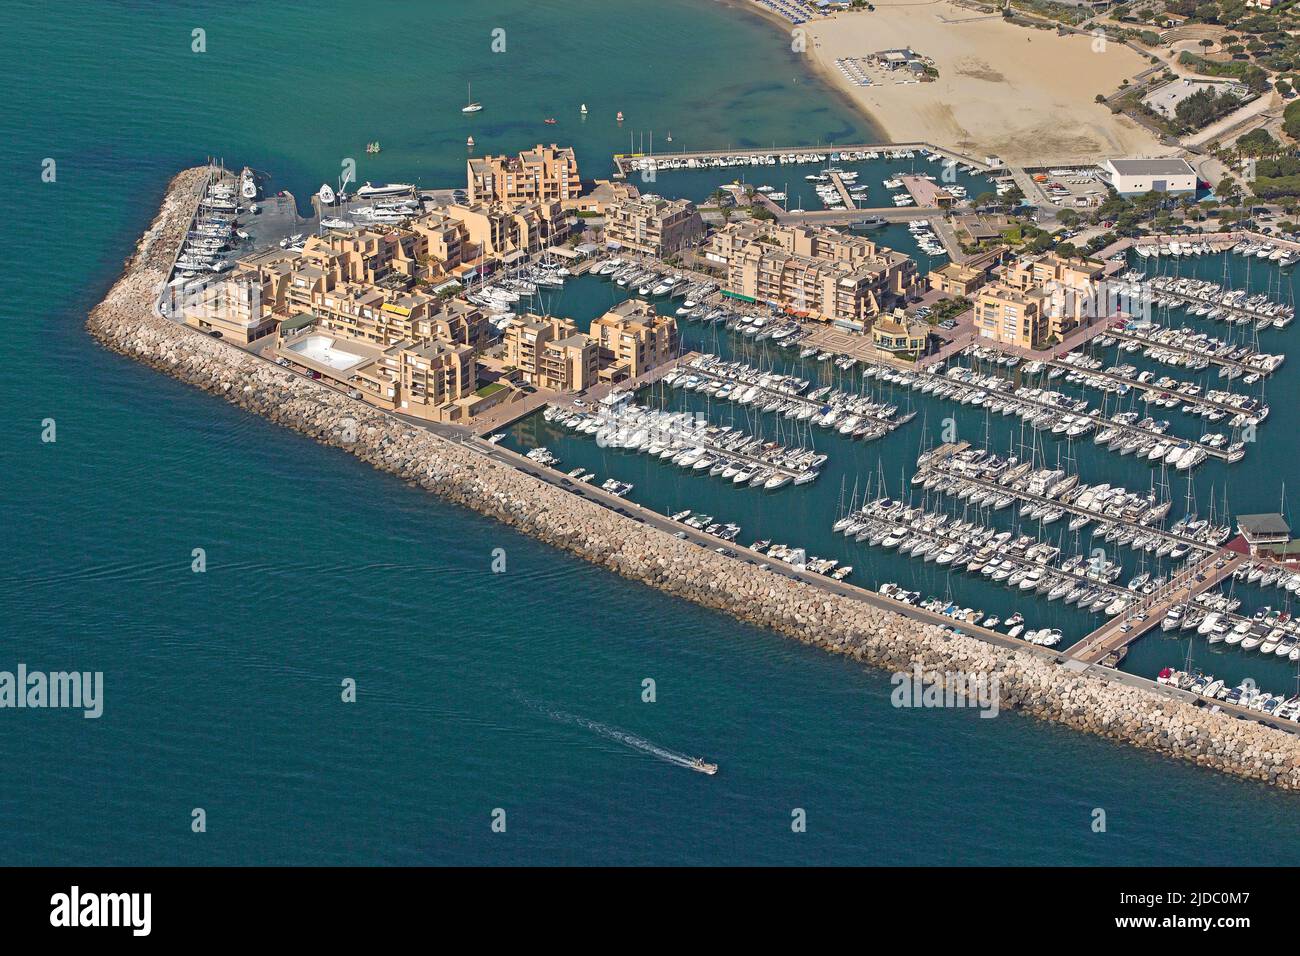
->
[1021, 166, 1108, 211]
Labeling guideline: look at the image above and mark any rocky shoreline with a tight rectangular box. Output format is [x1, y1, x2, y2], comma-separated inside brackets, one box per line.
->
[88, 166, 1300, 790]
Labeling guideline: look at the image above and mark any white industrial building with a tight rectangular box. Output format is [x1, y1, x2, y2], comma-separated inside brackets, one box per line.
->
[1101, 158, 1199, 197]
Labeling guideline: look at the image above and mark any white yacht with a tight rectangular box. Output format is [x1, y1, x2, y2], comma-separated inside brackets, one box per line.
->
[356, 181, 415, 199]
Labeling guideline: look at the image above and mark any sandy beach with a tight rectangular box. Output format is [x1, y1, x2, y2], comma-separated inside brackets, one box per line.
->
[796, 3, 1173, 164]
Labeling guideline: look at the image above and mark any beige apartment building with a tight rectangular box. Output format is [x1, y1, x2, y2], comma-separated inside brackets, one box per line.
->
[710, 222, 916, 329]
[272, 316, 484, 424]
[447, 200, 568, 265]
[502, 315, 599, 392]
[929, 261, 990, 297]
[468, 144, 581, 207]
[223, 221, 509, 422]
[567, 179, 637, 215]
[309, 285, 489, 350]
[975, 283, 1048, 349]
[298, 228, 424, 286]
[604, 192, 703, 258]
[407, 211, 469, 275]
[589, 299, 679, 381]
[973, 250, 1109, 347]
[179, 272, 279, 345]
[1002, 251, 1103, 295]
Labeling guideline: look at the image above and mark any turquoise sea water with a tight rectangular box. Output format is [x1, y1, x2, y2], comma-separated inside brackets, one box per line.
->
[5, 0, 1300, 865]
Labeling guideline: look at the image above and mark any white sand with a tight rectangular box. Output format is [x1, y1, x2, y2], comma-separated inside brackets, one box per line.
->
[801, 4, 1174, 164]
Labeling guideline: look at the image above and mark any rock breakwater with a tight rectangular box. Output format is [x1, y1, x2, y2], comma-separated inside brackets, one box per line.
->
[87, 167, 1300, 790]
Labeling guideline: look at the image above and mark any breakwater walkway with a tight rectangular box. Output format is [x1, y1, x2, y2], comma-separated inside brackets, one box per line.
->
[89, 165, 1300, 790]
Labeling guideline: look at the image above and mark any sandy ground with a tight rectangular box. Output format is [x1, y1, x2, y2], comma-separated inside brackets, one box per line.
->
[801, 4, 1174, 164]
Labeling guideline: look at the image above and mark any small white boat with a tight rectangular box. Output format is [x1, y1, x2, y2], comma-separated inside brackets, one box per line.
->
[689, 757, 718, 775]
[318, 183, 336, 205]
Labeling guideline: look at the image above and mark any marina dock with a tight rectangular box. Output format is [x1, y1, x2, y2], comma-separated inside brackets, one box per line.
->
[898, 174, 951, 208]
[939, 361, 1234, 464]
[669, 359, 904, 430]
[611, 141, 997, 178]
[1111, 327, 1283, 378]
[1045, 356, 1262, 421]
[1138, 281, 1293, 329]
[1067, 550, 1246, 665]
[918, 442, 1219, 555]
[827, 171, 857, 209]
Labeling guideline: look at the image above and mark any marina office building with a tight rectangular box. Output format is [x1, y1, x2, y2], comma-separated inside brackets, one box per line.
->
[1101, 158, 1198, 197]
[1236, 514, 1293, 557]
[870, 308, 932, 359]
[709, 221, 917, 330]
[467, 144, 581, 207]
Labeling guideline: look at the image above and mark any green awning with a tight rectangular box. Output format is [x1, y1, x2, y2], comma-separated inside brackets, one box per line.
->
[278, 313, 315, 333]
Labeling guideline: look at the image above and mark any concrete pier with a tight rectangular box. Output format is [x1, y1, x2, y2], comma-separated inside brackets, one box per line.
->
[1068, 551, 1245, 664]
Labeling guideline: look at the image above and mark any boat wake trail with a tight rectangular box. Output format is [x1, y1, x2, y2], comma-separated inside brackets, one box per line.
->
[518, 695, 701, 771]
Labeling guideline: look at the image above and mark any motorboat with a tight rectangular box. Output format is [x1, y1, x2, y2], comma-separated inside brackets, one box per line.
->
[356, 181, 415, 198]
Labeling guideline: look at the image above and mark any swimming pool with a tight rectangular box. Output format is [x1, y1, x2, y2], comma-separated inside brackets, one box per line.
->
[286, 335, 366, 370]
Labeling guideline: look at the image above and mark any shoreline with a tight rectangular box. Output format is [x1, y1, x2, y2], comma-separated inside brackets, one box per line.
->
[716, 0, 892, 142]
[87, 166, 1300, 792]
[726, 0, 1172, 164]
